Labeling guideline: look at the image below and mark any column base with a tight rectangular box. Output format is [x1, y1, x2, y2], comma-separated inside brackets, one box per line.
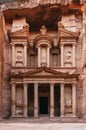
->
[34, 116, 39, 118]
[60, 114, 77, 118]
[23, 115, 28, 118]
[11, 115, 26, 118]
[50, 116, 55, 118]
[60, 115, 64, 117]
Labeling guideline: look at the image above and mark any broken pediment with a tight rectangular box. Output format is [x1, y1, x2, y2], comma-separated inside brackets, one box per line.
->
[12, 18, 27, 32]
[8, 25, 29, 39]
[58, 22, 79, 39]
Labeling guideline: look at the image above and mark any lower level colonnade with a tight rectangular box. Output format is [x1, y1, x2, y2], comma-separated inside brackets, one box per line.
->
[11, 82, 76, 117]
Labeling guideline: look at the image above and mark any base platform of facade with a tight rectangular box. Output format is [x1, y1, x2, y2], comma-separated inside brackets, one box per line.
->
[1, 117, 85, 123]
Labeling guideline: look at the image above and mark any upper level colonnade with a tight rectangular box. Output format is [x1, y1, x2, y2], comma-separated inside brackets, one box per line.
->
[10, 24, 78, 68]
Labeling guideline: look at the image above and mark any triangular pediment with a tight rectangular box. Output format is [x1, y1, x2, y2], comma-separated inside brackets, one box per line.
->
[11, 67, 79, 78]
[28, 70, 55, 76]
[8, 26, 29, 38]
[20, 67, 69, 78]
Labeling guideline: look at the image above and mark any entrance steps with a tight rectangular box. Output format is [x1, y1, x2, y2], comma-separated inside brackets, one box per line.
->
[0, 117, 86, 123]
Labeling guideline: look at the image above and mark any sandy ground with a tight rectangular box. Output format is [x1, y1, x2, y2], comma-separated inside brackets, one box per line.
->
[0, 123, 86, 130]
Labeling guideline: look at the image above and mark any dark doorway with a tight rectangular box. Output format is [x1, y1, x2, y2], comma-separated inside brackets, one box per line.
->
[39, 97, 48, 114]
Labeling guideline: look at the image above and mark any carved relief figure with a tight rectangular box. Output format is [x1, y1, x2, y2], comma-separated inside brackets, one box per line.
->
[64, 46, 72, 67]
[15, 46, 24, 66]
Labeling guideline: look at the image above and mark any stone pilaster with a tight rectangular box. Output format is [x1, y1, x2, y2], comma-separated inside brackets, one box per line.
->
[11, 83, 16, 117]
[61, 44, 64, 67]
[34, 83, 38, 117]
[50, 83, 54, 117]
[47, 47, 50, 67]
[72, 83, 76, 116]
[12, 44, 15, 66]
[38, 47, 41, 67]
[73, 44, 75, 67]
[60, 83, 65, 117]
[24, 45, 27, 67]
[23, 83, 28, 117]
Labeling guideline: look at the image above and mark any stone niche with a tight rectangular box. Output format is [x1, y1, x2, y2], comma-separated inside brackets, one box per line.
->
[64, 45, 73, 67]
[64, 84, 72, 115]
[16, 85, 24, 116]
[15, 45, 24, 67]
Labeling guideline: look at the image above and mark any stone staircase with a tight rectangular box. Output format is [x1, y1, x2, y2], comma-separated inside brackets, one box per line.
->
[0, 117, 86, 123]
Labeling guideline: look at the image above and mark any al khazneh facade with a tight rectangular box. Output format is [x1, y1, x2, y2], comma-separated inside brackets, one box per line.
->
[0, 0, 86, 119]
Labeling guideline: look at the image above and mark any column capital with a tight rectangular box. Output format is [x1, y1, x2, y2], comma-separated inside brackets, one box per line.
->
[61, 83, 65, 86]
[72, 43, 76, 46]
[50, 83, 54, 87]
[11, 43, 15, 46]
[72, 83, 77, 86]
[11, 82, 16, 86]
[34, 83, 38, 87]
[23, 83, 28, 87]
[24, 44, 28, 47]
[60, 43, 64, 47]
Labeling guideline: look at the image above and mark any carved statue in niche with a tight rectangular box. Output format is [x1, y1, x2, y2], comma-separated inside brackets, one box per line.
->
[16, 51, 23, 60]
[64, 46, 72, 67]
[15, 47, 24, 66]
[64, 85, 72, 114]
[40, 25, 47, 34]
[16, 86, 24, 115]
[41, 47, 47, 63]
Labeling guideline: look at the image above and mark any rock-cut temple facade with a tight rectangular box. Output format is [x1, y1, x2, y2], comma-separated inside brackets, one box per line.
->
[0, 0, 86, 119]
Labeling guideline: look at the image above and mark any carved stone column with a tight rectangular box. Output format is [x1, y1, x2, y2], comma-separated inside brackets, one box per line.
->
[11, 83, 16, 117]
[12, 44, 15, 66]
[61, 44, 64, 67]
[50, 83, 54, 117]
[72, 83, 76, 116]
[23, 83, 28, 117]
[47, 47, 50, 67]
[34, 83, 38, 117]
[73, 44, 75, 67]
[24, 45, 27, 67]
[38, 47, 41, 67]
[60, 83, 65, 117]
